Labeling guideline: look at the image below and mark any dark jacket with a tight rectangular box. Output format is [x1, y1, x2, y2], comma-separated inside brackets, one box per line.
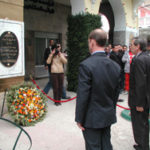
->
[110, 51, 124, 70]
[43, 47, 52, 72]
[129, 52, 150, 108]
[75, 52, 120, 128]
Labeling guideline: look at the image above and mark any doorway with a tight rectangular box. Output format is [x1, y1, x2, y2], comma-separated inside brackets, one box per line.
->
[34, 32, 61, 78]
[99, 0, 115, 44]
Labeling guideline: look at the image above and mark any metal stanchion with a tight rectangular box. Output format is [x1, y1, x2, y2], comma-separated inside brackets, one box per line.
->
[1, 88, 7, 117]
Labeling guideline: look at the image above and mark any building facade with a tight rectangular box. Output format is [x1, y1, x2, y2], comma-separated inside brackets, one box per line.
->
[0, 0, 145, 91]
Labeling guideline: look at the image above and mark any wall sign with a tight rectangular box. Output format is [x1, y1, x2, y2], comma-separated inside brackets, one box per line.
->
[0, 19, 24, 79]
[0, 31, 19, 67]
[24, 0, 55, 13]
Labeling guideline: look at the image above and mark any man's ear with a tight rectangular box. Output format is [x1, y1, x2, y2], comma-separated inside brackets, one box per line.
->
[91, 39, 96, 47]
[137, 44, 140, 50]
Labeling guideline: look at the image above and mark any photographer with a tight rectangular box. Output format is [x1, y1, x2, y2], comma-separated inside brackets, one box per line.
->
[46, 44, 67, 106]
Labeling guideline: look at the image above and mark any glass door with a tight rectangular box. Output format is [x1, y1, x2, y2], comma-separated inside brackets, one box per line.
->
[35, 38, 46, 65]
[34, 32, 60, 78]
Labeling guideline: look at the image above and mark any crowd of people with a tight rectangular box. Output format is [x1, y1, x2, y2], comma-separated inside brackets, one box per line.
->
[42, 29, 150, 150]
[75, 29, 150, 150]
[105, 42, 134, 98]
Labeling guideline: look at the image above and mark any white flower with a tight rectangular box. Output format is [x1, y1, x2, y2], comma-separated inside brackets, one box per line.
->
[25, 110, 28, 114]
[29, 103, 34, 109]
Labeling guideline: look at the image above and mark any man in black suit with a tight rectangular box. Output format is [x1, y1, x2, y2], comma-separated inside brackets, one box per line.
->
[110, 44, 124, 102]
[129, 37, 150, 150]
[75, 29, 120, 150]
[43, 39, 54, 94]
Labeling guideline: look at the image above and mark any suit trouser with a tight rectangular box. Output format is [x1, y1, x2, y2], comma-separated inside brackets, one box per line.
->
[82, 126, 112, 150]
[51, 73, 64, 101]
[130, 108, 149, 150]
[43, 72, 67, 97]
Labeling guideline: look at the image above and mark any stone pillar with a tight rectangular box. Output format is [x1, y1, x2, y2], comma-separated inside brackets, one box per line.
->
[122, 0, 139, 46]
[108, 0, 139, 46]
[108, 0, 126, 45]
[0, 0, 24, 91]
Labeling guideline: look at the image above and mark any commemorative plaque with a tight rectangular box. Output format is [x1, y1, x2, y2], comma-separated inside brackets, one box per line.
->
[0, 31, 19, 67]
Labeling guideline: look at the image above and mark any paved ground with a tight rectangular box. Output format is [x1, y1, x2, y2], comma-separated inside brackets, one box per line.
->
[0, 78, 149, 150]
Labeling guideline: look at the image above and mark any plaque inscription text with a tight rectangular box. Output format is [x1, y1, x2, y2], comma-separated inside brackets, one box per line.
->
[0, 31, 19, 67]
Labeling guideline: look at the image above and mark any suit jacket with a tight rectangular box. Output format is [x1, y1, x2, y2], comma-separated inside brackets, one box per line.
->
[110, 51, 124, 70]
[75, 52, 121, 128]
[43, 47, 52, 72]
[129, 52, 150, 109]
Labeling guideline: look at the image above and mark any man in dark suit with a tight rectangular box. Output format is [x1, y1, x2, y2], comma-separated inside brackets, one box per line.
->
[43, 39, 54, 94]
[110, 44, 124, 102]
[75, 29, 120, 150]
[129, 37, 150, 150]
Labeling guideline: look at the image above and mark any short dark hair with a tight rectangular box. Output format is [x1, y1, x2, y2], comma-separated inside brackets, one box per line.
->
[88, 29, 107, 47]
[133, 37, 147, 52]
[112, 44, 118, 48]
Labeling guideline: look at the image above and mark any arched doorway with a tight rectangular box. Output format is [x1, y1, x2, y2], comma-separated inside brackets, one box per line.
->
[101, 14, 110, 34]
[100, 0, 126, 45]
[99, 0, 114, 45]
[109, 0, 126, 45]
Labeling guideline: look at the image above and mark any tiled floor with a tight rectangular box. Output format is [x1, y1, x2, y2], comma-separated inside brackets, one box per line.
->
[0, 78, 149, 150]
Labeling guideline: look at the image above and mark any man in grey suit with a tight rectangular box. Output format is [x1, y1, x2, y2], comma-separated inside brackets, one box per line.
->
[129, 37, 150, 150]
[75, 29, 120, 150]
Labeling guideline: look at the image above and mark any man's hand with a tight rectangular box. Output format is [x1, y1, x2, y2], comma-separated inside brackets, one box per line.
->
[51, 49, 55, 55]
[136, 106, 144, 112]
[77, 123, 85, 131]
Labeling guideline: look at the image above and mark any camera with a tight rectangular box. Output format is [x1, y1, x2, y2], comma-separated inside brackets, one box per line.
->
[54, 49, 59, 55]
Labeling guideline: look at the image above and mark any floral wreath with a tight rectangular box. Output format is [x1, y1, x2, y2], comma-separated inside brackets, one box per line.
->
[7, 82, 47, 126]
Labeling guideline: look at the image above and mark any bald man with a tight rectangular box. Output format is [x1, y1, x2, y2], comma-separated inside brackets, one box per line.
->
[75, 29, 120, 150]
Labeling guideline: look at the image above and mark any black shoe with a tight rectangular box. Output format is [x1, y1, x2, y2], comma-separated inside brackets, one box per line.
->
[54, 102, 61, 106]
[54, 102, 59, 106]
[117, 99, 124, 102]
[62, 96, 71, 99]
[58, 102, 61, 105]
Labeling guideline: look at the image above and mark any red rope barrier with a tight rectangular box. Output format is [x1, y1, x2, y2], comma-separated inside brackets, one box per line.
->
[116, 104, 130, 110]
[31, 77, 130, 110]
[31, 78, 77, 103]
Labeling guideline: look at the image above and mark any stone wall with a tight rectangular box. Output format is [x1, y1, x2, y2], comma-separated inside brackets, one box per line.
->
[114, 28, 138, 46]
[24, 2, 71, 49]
[113, 31, 126, 45]
[24, 3, 71, 78]
[0, 0, 23, 21]
[0, 0, 24, 91]
[139, 27, 150, 39]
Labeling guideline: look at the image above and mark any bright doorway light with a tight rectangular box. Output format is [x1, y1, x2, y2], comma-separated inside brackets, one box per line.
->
[100, 14, 110, 33]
